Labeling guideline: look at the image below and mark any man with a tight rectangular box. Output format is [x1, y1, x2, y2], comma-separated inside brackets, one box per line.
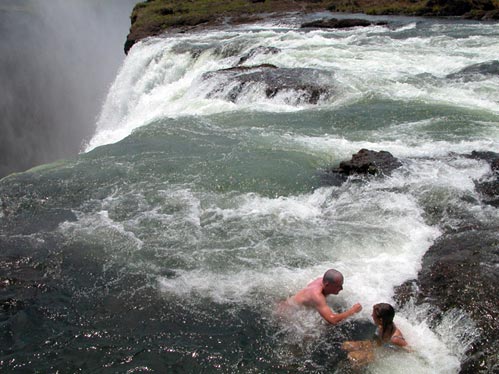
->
[285, 269, 362, 324]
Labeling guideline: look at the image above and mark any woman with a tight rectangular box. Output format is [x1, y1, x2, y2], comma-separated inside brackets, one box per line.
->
[372, 303, 407, 348]
[342, 303, 408, 367]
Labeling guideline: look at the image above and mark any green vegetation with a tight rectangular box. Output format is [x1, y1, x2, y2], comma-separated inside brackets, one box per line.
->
[125, 0, 329, 52]
[125, 0, 499, 53]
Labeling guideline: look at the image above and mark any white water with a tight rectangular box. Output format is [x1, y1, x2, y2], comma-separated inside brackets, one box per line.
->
[59, 153, 495, 372]
[86, 20, 499, 151]
[68, 15, 499, 373]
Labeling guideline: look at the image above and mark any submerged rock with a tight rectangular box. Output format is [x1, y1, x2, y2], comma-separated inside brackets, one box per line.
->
[466, 150, 499, 171]
[446, 60, 499, 81]
[201, 64, 335, 104]
[301, 18, 387, 29]
[467, 151, 499, 207]
[237, 46, 280, 65]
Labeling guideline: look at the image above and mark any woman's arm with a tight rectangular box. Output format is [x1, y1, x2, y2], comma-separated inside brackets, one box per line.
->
[391, 327, 412, 351]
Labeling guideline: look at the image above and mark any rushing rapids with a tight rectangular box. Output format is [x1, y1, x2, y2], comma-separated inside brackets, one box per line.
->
[1, 13, 498, 373]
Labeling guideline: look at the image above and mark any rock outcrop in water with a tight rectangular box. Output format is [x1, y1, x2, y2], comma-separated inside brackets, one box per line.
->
[320, 149, 402, 186]
[395, 151, 499, 374]
[238, 46, 281, 65]
[468, 151, 499, 207]
[323, 149, 498, 372]
[325, 148, 401, 179]
[446, 60, 499, 81]
[201, 65, 335, 104]
[301, 18, 387, 29]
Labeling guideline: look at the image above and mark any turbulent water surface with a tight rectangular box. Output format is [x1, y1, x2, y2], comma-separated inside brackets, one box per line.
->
[1, 13, 498, 373]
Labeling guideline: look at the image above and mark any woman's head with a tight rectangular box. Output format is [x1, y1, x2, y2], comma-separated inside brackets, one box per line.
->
[372, 303, 395, 341]
[372, 303, 395, 324]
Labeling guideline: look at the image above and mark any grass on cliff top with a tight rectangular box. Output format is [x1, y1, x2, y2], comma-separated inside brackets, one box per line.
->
[130, 0, 327, 33]
[129, 0, 499, 40]
[129, 0, 435, 33]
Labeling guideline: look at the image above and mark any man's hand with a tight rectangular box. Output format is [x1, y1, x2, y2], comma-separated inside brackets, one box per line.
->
[351, 303, 362, 314]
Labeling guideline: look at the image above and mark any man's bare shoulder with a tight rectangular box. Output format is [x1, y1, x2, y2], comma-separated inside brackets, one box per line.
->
[290, 277, 325, 307]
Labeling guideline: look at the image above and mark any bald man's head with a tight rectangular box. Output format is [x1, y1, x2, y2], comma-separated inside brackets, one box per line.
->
[322, 269, 344, 295]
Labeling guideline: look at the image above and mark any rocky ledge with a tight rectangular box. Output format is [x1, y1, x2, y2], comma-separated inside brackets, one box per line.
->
[325, 149, 498, 373]
[393, 151, 499, 374]
[125, 0, 499, 53]
[200, 64, 336, 104]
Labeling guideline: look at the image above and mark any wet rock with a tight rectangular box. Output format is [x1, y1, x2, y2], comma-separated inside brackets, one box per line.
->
[467, 151, 499, 207]
[394, 149, 499, 373]
[1, 298, 25, 313]
[395, 228, 499, 373]
[301, 18, 387, 29]
[216, 64, 278, 72]
[2, 207, 77, 236]
[201, 64, 335, 104]
[329, 149, 402, 177]
[238, 46, 280, 65]
[446, 60, 499, 81]
[319, 170, 348, 187]
[466, 151, 499, 171]
[394, 151, 499, 371]
[474, 179, 499, 207]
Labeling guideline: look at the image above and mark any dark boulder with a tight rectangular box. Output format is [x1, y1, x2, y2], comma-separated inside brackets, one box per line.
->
[466, 151, 499, 171]
[446, 60, 499, 81]
[395, 228, 499, 373]
[467, 151, 499, 207]
[330, 149, 402, 176]
[301, 18, 387, 29]
[394, 150, 499, 373]
[213, 64, 279, 72]
[238, 46, 280, 65]
[320, 149, 402, 186]
[474, 179, 499, 207]
[201, 64, 335, 104]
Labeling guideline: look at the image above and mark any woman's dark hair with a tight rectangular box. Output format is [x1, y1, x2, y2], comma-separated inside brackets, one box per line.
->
[373, 303, 396, 342]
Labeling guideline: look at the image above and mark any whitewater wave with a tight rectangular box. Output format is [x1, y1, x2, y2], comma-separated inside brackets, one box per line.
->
[85, 20, 499, 151]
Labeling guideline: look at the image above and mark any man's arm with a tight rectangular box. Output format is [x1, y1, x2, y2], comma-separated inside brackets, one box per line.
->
[316, 302, 362, 325]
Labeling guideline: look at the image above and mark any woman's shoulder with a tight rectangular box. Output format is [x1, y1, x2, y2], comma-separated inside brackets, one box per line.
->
[390, 327, 407, 347]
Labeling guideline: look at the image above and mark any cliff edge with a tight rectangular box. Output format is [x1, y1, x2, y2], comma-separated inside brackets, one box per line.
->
[125, 0, 499, 53]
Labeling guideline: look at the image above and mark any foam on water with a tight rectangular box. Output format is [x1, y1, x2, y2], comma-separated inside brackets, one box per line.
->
[59, 180, 440, 309]
[85, 19, 499, 150]
[285, 134, 499, 161]
[55, 150, 491, 372]
[61, 15, 499, 373]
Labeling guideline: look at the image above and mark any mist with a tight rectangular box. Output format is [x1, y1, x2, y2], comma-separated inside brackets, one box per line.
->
[0, 0, 138, 177]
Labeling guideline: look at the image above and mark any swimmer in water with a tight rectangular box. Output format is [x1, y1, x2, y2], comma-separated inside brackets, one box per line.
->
[280, 269, 362, 324]
[372, 303, 407, 348]
[342, 303, 409, 367]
